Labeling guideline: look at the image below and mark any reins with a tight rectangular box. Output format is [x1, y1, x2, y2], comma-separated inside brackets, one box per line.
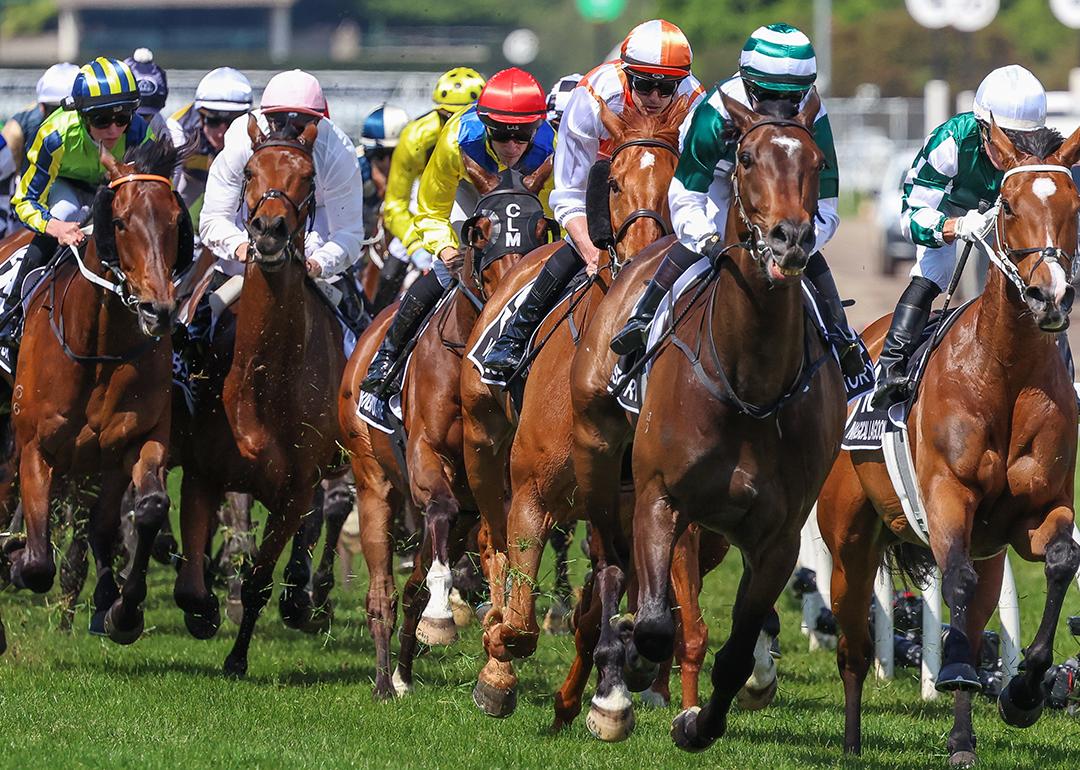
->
[241, 138, 317, 265]
[603, 137, 679, 275]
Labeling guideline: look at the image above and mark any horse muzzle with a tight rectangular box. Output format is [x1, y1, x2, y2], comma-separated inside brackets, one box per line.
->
[763, 220, 813, 283]
[137, 300, 176, 338]
[1024, 284, 1074, 332]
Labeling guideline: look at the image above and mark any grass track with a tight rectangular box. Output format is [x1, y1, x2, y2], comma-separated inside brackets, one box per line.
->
[2, 488, 1079, 769]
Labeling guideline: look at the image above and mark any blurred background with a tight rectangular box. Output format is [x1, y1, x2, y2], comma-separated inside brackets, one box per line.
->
[3, 0, 1080, 325]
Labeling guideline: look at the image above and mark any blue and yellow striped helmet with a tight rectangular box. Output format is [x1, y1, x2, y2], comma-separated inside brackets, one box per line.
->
[66, 57, 140, 114]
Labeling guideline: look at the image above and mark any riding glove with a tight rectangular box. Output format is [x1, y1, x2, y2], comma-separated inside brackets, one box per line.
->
[953, 207, 995, 244]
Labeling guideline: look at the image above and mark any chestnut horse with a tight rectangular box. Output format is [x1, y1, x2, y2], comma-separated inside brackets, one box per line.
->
[461, 96, 710, 731]
[3, 137, 190, 647]
[626, 92, 847, 752]
[172, 118, 344, 677]
[817, 121, 1080, 766]
[339, 153, 554, 698]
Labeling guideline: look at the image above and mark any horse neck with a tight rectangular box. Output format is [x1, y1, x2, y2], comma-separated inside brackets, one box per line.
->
[234, 254, 310, 370]
[713, 209, 806, 401]
[974, 265, 1059, 373]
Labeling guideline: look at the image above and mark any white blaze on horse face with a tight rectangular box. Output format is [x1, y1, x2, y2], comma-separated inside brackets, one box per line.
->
[772, 136, 802, 157]
[1046, 234, 1069, 304]
[639, 151, 655, 170]
[1032, 177, 1057, 203]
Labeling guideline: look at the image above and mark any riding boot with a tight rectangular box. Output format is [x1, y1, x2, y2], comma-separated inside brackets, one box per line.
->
[869, 276, 940, 408]
[805, 252, 864, 379]
[371, 257, 408, 315]
[0, 233, 56, 348]
[482, 243, 584, 378]
[361, 270, 443, 395]
[610, 279, 667, 355]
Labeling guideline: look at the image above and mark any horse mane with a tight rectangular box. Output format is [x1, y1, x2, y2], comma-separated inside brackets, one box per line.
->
[1006, 126, 1064, 161]
[613, 101, 683, 147]
[263, 120, 308, 144]
[122, 134, 190, 177]
[720, 98, 799, 144]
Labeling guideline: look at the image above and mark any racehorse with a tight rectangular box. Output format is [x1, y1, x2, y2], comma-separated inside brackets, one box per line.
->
[338, 152, 554, 698]
[625, 92, 847, 752]
[2, 137, 190, 647]
[460, 95, 708, 732]
[816, 119, 1080, 766]
[171, 117, 345, 677]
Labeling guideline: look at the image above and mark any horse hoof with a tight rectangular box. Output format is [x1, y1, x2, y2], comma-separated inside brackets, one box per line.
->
[450, 590, 474, 629]
[736, 674, 778, 711]
[279, 594, 312, 630]
[226, 597, 244, 627]
[223, 654, 248, 679]
[392, 666, 412, 698]
[997, 676, 1044, 728]
[303, 606, 333, 635]
[623, 653, 660, 694]
[937, 662, 983, 693]
[586, 689, 635, 742]
[184, 604, 221, 640]
[150, 532, 177, 566]
[88, 610, 108, 637]
[473, 678, 517, 718]
[416, 615, 458, 646]
[104, 602, 144, 646]
[949, 750, 977, 768]
[639, 687, 669, 709]
[475, 602, 492, 625]
[542, 603, 571, 636]
[670, 707, 718, 752]
[397, 555, 415, 575]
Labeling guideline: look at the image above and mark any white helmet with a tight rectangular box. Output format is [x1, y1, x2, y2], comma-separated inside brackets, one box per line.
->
[195, 67, 253, 112]
[973, 65, 1046, 132]
[361, 104, 409, 149]
[36, 62, 79, 106]
[547, 73, 582, 123]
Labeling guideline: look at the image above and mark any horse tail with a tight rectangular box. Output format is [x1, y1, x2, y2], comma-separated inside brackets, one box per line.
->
[885, 541, 936, 590]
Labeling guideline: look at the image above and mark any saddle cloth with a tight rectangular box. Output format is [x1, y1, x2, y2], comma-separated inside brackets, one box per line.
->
[608, 256, 875, 415]
[0, 244, 50, 376]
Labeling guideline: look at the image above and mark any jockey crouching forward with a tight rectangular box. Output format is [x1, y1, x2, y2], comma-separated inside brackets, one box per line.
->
[1, 57, 153, 344]
[608, 22, 860, 376]
[360, 67, 556, 396]
[481, 19, 703, 376]
[377, 68, 487, 308]
[870, 65, 1048, 408]
[199, 69, 364, 287]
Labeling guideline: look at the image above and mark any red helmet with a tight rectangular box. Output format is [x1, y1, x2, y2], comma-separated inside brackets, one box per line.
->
[476, 68, 547, 129]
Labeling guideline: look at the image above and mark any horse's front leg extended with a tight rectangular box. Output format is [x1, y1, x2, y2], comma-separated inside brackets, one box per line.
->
[9, 441, 55, 593]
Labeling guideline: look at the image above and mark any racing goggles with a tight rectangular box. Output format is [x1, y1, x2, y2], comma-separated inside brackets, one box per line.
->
[745, 80, 808, 106]
[86, 108, 133, 129]
[628, 73, 682, 98]
[200, 109, 245, 127]
[486, 123, 538, 144]
[265, 110, 319, 134]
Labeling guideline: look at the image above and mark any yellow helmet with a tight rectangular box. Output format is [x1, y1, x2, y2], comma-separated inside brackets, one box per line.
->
[432, 67, 486, 114]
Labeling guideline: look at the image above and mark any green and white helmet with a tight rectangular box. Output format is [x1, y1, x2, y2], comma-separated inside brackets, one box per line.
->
[739, 23, 816, 101]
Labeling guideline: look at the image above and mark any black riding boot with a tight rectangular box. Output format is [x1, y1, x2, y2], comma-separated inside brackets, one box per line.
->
[361, 269, 444, 395]
[869, 276, 939, 408]
[0, 233, 56, 347]
[610, 242, 701, 356]
[482, 243, 584, 378]
[806, 251, 864, 379]
[371, 257, 408, 314]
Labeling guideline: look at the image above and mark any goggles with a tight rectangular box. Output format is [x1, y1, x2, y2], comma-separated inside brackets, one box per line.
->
[86, 109, 133, 129]
[628, 73, 682, 98]
[486, 124, 537, 144]
[200, 109, 245, 127]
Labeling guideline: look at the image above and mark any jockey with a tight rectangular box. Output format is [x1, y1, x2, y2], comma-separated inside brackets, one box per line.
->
[2, 62, 79, 174]
[482, 19, 703, 377]
[870, 65, 1047, 407]
[358, 103, 409, 248]
[547, 73, 583, 130]
[1, 57, 152, 343]
[609, 23, 858, 376]
[167, 67, 253, 228]
[124, 48, 169, 136]
[361, 67, 555, 395]
[379, 67, 486, 302]
[199, 69, 365, 281]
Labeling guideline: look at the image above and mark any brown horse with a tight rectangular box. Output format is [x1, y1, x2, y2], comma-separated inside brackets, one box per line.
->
[172, 117, 345, 677]
[3, 137, 189, 648]
[626, 92, 846, 752]
[817, 121, 1080, 766]
[339, 153, 554, 698]
[461, 95, 701, 731]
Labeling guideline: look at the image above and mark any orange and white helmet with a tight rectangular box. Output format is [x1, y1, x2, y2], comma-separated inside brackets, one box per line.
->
[620, 19, 693, 79]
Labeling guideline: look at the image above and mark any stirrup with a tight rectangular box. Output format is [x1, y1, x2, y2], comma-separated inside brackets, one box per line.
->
[870, 375, 910, 409]
[610, 318, 648, 356]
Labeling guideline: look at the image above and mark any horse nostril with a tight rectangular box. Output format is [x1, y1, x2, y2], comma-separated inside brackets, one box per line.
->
[1024, 286, 1046, 304]
[269, 216, 288, 240]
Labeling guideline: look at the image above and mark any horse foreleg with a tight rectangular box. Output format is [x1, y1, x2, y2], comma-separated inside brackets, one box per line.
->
[632, 482, 681, 670]
[413, 465, 461, 646]
[9, 442, 55, 592]
[552, 567, 599, 731]
[279, 488, 320, 631]
[543, 521, 575, 635]
[357, 477, 400, 699]
[59, 504, 91, 632]
[85, 479, 124, 637]
[174, 471, 223, 639]
[1000, 505, 1080, 728]
[307, 475, 354, 633]
[218, 491, 254, 626]
[670, 526, 708, 709]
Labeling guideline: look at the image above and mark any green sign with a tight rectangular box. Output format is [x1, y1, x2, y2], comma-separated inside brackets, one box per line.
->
[576, 0, 626, 22]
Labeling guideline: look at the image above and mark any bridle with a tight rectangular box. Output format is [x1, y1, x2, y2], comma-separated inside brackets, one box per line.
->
[603, 137, 679, 276]
[972, 163, 1079, 295]
[241, 139, 317, 264]
[730, 118, 816, 272]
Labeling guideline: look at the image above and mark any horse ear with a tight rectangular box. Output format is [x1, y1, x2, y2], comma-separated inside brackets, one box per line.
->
[247, 113, 265, 146]
[522, 154, 554, 194]
[797, 88, 821, 131]
[298, 120, 319, 148]
[468, 216, 492, 251]
[983, 116, 1022, 171]
[461, 149, 500, 195]
[720, 91, 756, 136]
[596, 96, 625, 146]
[1054, 123, 1080, 168]
[99, 145, 121, 181]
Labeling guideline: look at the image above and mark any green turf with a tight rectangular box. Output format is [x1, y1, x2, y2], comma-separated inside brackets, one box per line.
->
[1, 480, 1079, 769]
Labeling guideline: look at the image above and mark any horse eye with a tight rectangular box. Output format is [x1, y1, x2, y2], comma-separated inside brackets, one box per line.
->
[738, 151, 753, 168]
[243, 168, 252, 181]
[112, 218, 125, 231]
[609, 179, 621, 194]
[1001, 199, 1013, 216]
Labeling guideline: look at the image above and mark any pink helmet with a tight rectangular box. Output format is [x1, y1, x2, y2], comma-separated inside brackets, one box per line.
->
[260, 69, 328, 118]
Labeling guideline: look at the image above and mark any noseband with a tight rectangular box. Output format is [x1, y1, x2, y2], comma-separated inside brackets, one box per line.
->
[730, 118, 816, 271]
[241, 139, 317, 264]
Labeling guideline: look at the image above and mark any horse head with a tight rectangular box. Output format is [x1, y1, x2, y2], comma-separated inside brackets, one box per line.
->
[242, 116, 319, 271]
[461, 151, 555, 300]
[96, 137, 190, 336]
[984, 117, 1080, 331]
[720, 89, 824, 286]
[592, 94, 690, 260]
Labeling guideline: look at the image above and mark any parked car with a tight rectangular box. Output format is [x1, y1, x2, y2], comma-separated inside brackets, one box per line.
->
[876, 146, 919, 276]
